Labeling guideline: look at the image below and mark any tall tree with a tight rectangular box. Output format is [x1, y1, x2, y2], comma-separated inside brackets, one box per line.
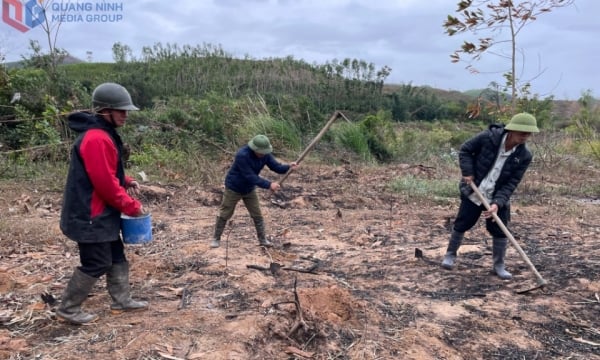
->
[112, 42, 134, 63]
[443, 0, 574, 113]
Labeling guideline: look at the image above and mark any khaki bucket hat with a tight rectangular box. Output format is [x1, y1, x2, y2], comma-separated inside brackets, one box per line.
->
[505, 112, 539, 133]
[248, 135, 273, 154]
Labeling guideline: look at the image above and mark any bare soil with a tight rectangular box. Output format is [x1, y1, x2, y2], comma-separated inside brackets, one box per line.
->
[1, 162, 599, 360]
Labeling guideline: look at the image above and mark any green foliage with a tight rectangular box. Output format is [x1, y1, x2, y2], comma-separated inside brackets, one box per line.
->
[359, 111, 398, 162]
[126, 142, 215, 183]
[189, 92, 246, 142]
[395, 121, 473, 162]
[61, 42, 390, 116]
[264, 94, 324, 134]
[112, 42, 134, 63]
[8, 68, 49, 113]
[0, 64, 8, 104]
[385, 84, 444, 121]
[0, 82, 75, 153]
[440, 100, 469, 121]
[0, 148, 68, 180]
[130, 143, 186, 169]
[388, 174, 457, 203]
[20, 40, 67, 76]
[5, 38, 597, 186]
[236, 113, 302, 154]
[330, 122, 373, 162]
[568, 91, 600, 161]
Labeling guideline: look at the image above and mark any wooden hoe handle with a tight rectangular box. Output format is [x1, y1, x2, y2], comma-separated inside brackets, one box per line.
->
[469, 182, 547, 286]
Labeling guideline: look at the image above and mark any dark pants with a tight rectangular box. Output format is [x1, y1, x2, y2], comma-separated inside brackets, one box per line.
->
[453, 196, 510, 238]
[77, 239, 127, 278]
[218, 188, 262, 220]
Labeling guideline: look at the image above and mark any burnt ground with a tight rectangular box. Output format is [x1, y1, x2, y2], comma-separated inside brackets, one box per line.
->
[0, 162, 599, 360]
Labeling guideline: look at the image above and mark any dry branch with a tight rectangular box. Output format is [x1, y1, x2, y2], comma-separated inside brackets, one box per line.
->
[246, 263, 318, 275]
[284, 346, 315, 358]
[177, 287, 189, 310]
[287, 276, 309, 338]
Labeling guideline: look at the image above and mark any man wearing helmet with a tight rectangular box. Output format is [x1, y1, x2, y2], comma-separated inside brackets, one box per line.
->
[57, 83, 148, 324]
[441, 113, 540, 280]
[210, 134, 298, 248]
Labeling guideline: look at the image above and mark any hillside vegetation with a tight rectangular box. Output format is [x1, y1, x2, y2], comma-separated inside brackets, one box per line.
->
[0, 42, 598, 178]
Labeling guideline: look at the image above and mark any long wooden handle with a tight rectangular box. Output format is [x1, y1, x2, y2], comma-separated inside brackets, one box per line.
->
[278, 111, 344, 186]
[469, 182, 547, 286]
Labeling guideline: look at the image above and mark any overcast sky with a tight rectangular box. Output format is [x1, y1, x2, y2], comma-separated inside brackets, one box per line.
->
[1, 0, 598, 100]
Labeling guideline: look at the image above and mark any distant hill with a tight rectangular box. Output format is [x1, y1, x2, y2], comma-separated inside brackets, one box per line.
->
[383, 83, 475, 103]
[552, 100, 582, 122]
[388, 84, 583, 120]
[4, 54, 84, 69]
[2, 55, 584, 121]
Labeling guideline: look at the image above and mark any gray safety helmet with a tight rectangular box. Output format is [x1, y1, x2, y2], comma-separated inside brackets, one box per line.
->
[92, 82, 139, 111]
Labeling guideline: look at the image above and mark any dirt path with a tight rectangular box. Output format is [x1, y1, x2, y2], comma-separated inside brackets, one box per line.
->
[1, 163, 599, 359]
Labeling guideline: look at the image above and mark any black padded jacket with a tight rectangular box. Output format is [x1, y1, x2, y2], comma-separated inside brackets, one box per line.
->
[458, 124, 533, 209]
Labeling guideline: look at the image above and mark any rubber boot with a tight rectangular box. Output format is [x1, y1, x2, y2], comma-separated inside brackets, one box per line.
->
[253, 217, 273, 247]
[492, 237, 512, 280]
[56, 269, 99, 325]
[210, 216, 227, 248]
[106, 262, 148, 312]
[441, 230, 464, 270]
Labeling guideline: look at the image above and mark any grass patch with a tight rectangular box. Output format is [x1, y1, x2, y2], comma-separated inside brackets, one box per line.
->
[388, 175, 457, 204]
[128, 144, 223, 185]
[0, 155, 68, 190]
[329, 122, 374, 162]
[236, 113, 302, 155]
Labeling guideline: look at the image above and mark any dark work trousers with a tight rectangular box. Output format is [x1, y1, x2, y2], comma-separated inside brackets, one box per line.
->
[218, 188, 262, 221]
[77, 239, 127, 278]
[452, 196, 510, 238]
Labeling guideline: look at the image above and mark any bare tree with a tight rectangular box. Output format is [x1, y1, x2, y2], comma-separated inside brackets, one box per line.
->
[19, 0, 67, 77]
[443, 0, 574, 113]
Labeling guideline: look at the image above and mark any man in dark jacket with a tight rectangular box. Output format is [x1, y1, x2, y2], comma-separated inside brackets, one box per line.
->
[210, 134, 298, 248]
[441, 113, 539, 280]
[57, 83, 148, 324]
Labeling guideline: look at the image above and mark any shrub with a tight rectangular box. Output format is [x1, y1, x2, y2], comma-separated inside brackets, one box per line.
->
[236, 113, 302, 155]
[330, 122, 373, 162]
[359, 111, 398, 162]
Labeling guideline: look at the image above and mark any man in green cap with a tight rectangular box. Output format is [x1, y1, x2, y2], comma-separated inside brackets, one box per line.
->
[210, 134, 298, 248]
[441, 112, 539, 280]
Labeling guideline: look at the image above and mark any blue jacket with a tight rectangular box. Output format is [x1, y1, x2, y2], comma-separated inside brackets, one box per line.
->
[458, 124, 533, 209]
[225, 145, 290, 194]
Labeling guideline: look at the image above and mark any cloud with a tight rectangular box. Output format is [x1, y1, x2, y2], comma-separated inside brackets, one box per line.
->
[1, 0, 597, 99]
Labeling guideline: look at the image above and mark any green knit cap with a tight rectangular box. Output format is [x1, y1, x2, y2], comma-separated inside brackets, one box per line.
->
[505, 113, 539, 133]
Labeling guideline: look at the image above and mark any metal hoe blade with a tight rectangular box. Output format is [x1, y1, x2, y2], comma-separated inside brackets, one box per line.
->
[469, 182, 548, 294]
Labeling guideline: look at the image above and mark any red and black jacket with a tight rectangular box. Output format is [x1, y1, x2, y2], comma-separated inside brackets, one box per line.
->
[60, 112, 141, 243]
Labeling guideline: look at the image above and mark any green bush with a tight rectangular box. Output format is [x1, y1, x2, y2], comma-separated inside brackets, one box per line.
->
[330, 122, 373, 162]
[359, 111, 398, 162]
[394, 122, 475, 163]
[236, 113, 302, 155]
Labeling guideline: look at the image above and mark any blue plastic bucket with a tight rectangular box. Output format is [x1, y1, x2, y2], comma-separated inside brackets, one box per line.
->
[121, 213, 152, 244]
